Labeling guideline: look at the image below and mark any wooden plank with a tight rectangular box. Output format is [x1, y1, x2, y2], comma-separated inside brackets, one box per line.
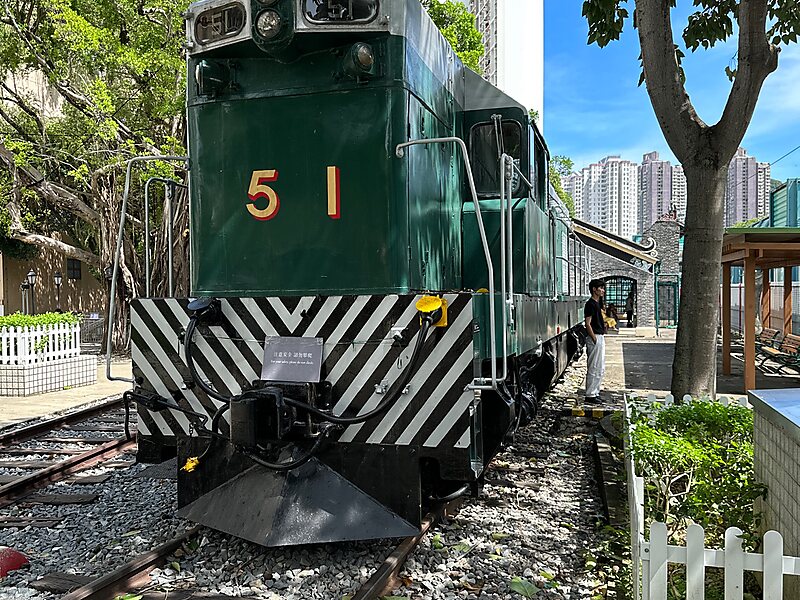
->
[648, 522, 668, 600]
[21, 493, 98, 505]
[763, 530, 783, 600]
[0, 460, 57, 469]
[725, 527, 745, 600]
[30, 573, 94, 593]
[723, 262, 732, 375]
[722, 249, 749, 263]
[785, 267, 793, 336]
[685, 524, 705, 600]
[37, 437, 115, 444]
[744, 253, 757, 392]
[762, 269, 772, 329]
[66, 474, 112, 484]
[0, 448, 82, 456]
[65, 425, 134, 432]
[0, 517, 62, 528]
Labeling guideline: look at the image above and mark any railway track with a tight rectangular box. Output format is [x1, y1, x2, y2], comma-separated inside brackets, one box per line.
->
[56, 501, 460, 600]
[0, 396, 136, 515]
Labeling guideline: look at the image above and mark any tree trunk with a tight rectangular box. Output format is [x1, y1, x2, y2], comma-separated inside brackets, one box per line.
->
[671, 161, 728, 397]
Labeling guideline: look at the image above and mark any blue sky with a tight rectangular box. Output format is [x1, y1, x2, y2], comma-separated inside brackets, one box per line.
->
[544, 1, 800, 181]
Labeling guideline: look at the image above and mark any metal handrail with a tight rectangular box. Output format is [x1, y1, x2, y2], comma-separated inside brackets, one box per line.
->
[144, 177, 187, 297]
[396, 138, 499, 391]
[106, 155, 189, 384]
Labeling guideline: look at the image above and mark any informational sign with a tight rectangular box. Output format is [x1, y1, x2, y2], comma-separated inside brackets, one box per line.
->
[261, 336, 323, 383]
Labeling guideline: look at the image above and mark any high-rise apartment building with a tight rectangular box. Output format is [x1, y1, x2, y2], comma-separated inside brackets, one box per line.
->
[563, 172, 584, 220]
[638, 152, 673, 233]
[468, 0, 543, 123]
[567, 156, 639, 239]
[672, 165, 687, 223]
[724, 148, 771, 226]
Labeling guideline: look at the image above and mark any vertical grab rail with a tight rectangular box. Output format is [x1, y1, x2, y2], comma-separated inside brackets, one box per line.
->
[396, 138, 500, 391]
[143, 177, 187, 297]
[106, 155, 188, 384]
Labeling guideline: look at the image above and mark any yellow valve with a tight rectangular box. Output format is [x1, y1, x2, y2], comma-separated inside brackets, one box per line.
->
[415, 295, 448, 328]
[476, 288, 489, 294]
[181, 456, 200, 473]
[416, 295, 443, 313]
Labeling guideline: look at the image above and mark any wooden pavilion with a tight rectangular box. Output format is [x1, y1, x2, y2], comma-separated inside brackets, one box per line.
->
[721, 228, 800, 391]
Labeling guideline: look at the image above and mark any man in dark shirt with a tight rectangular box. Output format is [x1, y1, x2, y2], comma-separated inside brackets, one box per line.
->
[584, 279, 606, 403]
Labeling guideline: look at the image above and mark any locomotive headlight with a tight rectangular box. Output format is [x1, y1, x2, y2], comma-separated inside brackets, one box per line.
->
[355, 43, 375, 69]
[256, 10, 282, 40]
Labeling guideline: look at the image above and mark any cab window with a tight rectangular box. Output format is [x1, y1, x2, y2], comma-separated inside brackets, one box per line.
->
[470, 121, 524, 198]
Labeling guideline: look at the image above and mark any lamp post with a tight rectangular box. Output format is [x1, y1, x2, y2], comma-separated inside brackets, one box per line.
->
[19, 282, 28, 314]
[54, 271, 63, 312]
[26, 269, 37, 315]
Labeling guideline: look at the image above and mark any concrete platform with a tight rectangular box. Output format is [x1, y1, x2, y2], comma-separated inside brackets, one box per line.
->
[0, 359, 132, 429]
[602, 329, 800, 400]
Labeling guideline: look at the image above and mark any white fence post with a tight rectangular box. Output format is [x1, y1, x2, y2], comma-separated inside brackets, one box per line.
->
[649, 522, 669, 599]
[764, 531, 784, 600]
[686, 524, 705, 599]
[724, 527, 744, 599]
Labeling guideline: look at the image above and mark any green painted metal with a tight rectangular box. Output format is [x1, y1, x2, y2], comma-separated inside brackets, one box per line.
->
[188, 32, 466, 295]
[186, 1, 586, 360]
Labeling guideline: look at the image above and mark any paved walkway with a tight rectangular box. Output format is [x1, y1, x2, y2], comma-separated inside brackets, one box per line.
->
[0, 359, 132, 428]
[602, 328, 800, 400]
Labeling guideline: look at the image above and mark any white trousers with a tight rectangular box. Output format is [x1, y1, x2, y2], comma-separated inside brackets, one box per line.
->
[585, 335, 605, 398]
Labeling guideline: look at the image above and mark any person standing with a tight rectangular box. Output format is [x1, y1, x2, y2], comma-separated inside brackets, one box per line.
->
[625, 291, 635, 328]
[584, 279, 606, 403]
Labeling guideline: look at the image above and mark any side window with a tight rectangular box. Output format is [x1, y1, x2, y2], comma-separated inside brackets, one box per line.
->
[469, 121, 524, 198]
[67, 258, 81, 280]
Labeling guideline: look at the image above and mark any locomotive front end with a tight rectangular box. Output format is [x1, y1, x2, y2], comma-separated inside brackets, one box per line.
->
[127, 0, 490, 547]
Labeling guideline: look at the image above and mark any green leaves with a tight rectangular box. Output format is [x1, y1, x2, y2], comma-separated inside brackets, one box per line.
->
[509, 576, 539, 597]
[0, 311, 79, 329]
[421, 0, 485, 72]
[582, 0, 629, 48]
[631, 399, 766, 548]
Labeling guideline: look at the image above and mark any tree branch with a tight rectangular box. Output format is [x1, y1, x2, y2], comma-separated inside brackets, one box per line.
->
[0, 140, 101, 226]
[636, 0, 706, 164]
[1, 4, 160, 154]
[6, 200, 101, 266]
[712, 0, 780, 155]
[0, 81, 45, 134]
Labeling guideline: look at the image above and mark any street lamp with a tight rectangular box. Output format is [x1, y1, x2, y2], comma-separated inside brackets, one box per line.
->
[19, 282, 28, 314]
[54, 271, 63, 312]
[26, 269, 37, 314]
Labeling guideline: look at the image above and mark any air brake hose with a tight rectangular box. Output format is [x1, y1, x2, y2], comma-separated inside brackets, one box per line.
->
[245, 425, 334, 472]
[184, 317, 230, 403]
[281, 314, 435, 426]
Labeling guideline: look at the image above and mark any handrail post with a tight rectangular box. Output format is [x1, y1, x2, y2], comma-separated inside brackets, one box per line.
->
[396, 137, 497, 390]
[106, 155, 188, 384]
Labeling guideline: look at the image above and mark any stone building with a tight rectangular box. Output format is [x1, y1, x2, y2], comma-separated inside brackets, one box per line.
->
[574, 214, 684, 332]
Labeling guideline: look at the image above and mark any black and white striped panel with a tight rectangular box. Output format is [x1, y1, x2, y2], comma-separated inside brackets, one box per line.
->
[130, 295, 475, 449]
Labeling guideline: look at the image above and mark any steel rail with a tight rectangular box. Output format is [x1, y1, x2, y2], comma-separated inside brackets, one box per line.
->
[0, 435, 136, 508]
[0, 396, 124, 449]
[61, 525, 202, 600]
[351, 499, 463, 600]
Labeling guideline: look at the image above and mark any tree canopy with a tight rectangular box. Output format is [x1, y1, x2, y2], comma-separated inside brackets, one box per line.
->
[549, 155, 575, 217]
[422, 0, 484, 72]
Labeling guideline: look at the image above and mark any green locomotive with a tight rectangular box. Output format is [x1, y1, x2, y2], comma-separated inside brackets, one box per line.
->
[127, 0, 588, 546]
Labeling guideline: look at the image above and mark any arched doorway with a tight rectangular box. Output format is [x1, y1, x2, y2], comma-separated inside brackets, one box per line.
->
[602, 276, 637, 327]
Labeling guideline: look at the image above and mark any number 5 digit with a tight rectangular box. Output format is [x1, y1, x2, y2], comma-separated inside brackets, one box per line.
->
[247, 170, 279, 220]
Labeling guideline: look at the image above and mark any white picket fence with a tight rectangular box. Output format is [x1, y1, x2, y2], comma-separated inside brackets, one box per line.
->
[0, 323, 81, 365]
[625, 393, 800, 599]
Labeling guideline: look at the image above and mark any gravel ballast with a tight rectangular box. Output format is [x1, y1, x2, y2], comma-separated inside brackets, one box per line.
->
[1, 359, 612, 599]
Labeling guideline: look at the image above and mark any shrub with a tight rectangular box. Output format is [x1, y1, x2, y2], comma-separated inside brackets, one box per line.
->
[0, 312, 80, 329]
[630, 399, 765, 548]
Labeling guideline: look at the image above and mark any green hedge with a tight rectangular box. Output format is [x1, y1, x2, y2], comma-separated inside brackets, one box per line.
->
[0, 312, 80, 329]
